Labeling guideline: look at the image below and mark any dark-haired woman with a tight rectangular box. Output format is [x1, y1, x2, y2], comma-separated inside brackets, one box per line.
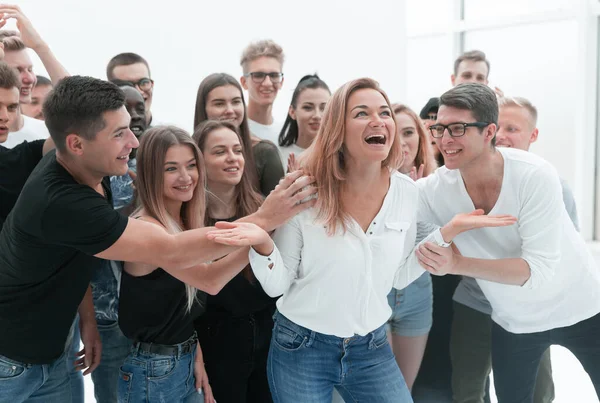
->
[278, 74, 330, 171]
[194, 73, 284, 195]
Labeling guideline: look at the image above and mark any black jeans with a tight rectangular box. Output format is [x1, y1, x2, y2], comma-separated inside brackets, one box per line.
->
[196, 306, 274, 403]
[492, 312, 600, 403]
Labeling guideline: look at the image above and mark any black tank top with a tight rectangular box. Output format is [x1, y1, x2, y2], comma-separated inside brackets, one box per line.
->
[119, 266, 206, 345]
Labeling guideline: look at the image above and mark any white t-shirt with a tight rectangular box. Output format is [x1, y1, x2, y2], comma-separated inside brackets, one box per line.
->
[416, 147, 600, 334]
[278, 143, 305, 170]
[249, 171, 433, 337]
[248, 119, 282, 145]
[4, 115, 50, 149]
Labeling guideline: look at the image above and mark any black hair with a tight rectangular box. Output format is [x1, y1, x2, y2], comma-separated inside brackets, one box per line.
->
[43, 76, 126, 152]
[278, 74, 330, 147]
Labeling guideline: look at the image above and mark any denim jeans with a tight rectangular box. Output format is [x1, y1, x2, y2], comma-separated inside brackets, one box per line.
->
[92, 320, 131, 403]
[268, 312, 413, 403]
[66, 316, 84, 403]
[492, 312, 600, 403]
[118, 337, 202, 403]
[0, 352, 71, 403]
[197, 305, 273, 402]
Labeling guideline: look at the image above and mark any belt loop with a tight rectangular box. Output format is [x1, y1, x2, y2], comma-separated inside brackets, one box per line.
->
[132, 342, 140, 357]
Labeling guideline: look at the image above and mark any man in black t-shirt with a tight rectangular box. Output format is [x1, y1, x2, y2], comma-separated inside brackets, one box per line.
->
[0, 75, 316, 401]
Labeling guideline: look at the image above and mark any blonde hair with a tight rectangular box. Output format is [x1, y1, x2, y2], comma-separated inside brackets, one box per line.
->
[392, 104, 438, 177]
[0, 31, 25, 52]
[302, 77, 402, 235]
[240, 39, 284, 73]
[498, 96, 538, 127]
[134, 126, 206, 312]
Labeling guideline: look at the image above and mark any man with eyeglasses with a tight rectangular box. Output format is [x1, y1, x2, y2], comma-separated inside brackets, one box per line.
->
[107, 52, 154, 126]
[239, 39, 285, 145]
[415, 83, 600, 402]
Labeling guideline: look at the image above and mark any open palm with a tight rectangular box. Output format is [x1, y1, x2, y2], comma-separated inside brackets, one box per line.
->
[451, 209, 517, 234]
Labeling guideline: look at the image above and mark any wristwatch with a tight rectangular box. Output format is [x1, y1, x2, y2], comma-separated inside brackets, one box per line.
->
[433, 229, 453, 248]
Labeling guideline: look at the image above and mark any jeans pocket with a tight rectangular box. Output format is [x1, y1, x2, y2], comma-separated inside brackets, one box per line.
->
[0, 356, 26, 380]
[272, 323, 308, 352]
[148, 358, 177, 380]
[118, 368, 133, 403]
[370, 327, 389, 350]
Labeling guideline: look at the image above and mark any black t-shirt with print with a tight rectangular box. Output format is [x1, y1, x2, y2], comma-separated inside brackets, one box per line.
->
[0, 140, 45, 229]
[0, 151, 128, 364]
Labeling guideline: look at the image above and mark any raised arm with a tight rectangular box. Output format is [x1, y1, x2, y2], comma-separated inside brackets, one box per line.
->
[0, 5, 69, 82]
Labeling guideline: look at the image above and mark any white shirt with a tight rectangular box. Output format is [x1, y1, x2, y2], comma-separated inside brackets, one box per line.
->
[248, 119, 282, 145]
[4, 115, 50, 149]
[417, 147, 600, 334]
[278, 143, 305, 170]
[249, 171, 432, 337]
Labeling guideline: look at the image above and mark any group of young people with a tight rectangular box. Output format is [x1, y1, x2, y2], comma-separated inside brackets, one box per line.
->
[0, 5, 599, 403]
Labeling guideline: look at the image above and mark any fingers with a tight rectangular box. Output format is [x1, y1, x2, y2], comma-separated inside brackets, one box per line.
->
[417, 164, 425, 179]
[213, 221, 238, 230]
[291, 185, 318, 205]
[284, 176, 316, 199]
[290, 197, 317, 215]
[128, 170, 137, 180]
[277, 170, 304, 191]
[416, 249, 439, 274]
[469, 209, 485, 216]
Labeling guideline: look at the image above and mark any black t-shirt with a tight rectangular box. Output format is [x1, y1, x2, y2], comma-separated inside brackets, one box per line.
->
[0, 141, 45, 229]
[119, 266, 206, 345]
[0, 152, 128, 364]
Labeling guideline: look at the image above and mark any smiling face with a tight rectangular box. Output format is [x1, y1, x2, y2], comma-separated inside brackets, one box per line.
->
[74, 106, 139, 177]
[290, 87, 330, 143]
[396, 112, 420, 173]
[435, 105, 493, 170]
[205, 85, 245, 128]
[344, 88, 395, 164]
[201, 127, 245, 188]
[20, 83, 52, 120]
[240, 56, 283, 107]
[0, 87, 20, 143]
[4, 50, 36, 104]
[162, 144, 199, 204]
[496, 105, 537, 151]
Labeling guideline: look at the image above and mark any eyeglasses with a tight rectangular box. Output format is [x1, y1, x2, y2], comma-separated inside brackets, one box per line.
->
[245, 72, 284, 84]
[429, 122, 490, 138]
[112, 78, 154, 92]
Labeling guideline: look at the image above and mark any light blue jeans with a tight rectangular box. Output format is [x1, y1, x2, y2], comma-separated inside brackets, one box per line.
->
[118, 338, 202, 403]
[268, 312, 413, 403]
[92, 320, 131, 403]
[0, 352, 71, 403]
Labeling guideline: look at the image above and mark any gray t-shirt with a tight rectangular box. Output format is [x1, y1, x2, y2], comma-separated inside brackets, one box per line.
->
[452, 177, 579, 315]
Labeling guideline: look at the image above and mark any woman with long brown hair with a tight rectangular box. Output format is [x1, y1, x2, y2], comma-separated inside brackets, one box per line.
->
[207, 78, 514, 402]
[117, 126, 275, 403]
[192, 120, 276, 403]
[194, 73, 284, 196]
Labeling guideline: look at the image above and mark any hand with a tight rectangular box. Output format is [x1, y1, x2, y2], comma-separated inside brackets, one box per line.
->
[128, 169, 137, 190]
[194, 360, 216, 403]
[287, 153, 299, 173]
[257, 170, 317, 232]
[0, 5, 46, 50]
[441, 209, 517, 241]
[494, 86, 505, 98]
[207, 222, 272, 250]
[408, 164, 425, 181]
[74, 317, 102, 375]
[416, 242, 457, 276]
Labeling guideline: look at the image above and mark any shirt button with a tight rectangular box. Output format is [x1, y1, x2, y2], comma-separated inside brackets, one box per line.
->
[369, 232, 373, 235]
[373, 222, 376, 225]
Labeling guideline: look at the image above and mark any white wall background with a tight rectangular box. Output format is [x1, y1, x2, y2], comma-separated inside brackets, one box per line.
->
[18, 0, 407, 134]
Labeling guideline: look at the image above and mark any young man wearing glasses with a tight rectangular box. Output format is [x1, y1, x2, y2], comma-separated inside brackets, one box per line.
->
[416, 83, 600, 402]
[240, 39, 285, 145]
[106, 52, 154, 126]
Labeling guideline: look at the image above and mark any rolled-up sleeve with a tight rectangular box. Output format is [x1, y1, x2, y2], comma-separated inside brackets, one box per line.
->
[519, 165, 563, 289]
[249, 215, 303, 297]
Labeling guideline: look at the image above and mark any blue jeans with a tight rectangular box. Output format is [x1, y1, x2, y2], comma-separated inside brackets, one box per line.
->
[92, 320, 131, 403]
[492, 312, 600, 403]
[0, 352, 71, 403]
[118, 337, 202, 403]
[268, 312, 413, 403]
[66, 316, 84, 403]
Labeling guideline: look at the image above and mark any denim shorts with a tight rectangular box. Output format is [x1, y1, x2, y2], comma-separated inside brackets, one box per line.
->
[387, 272, 433, 337]
[118, 334, 203, 403]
